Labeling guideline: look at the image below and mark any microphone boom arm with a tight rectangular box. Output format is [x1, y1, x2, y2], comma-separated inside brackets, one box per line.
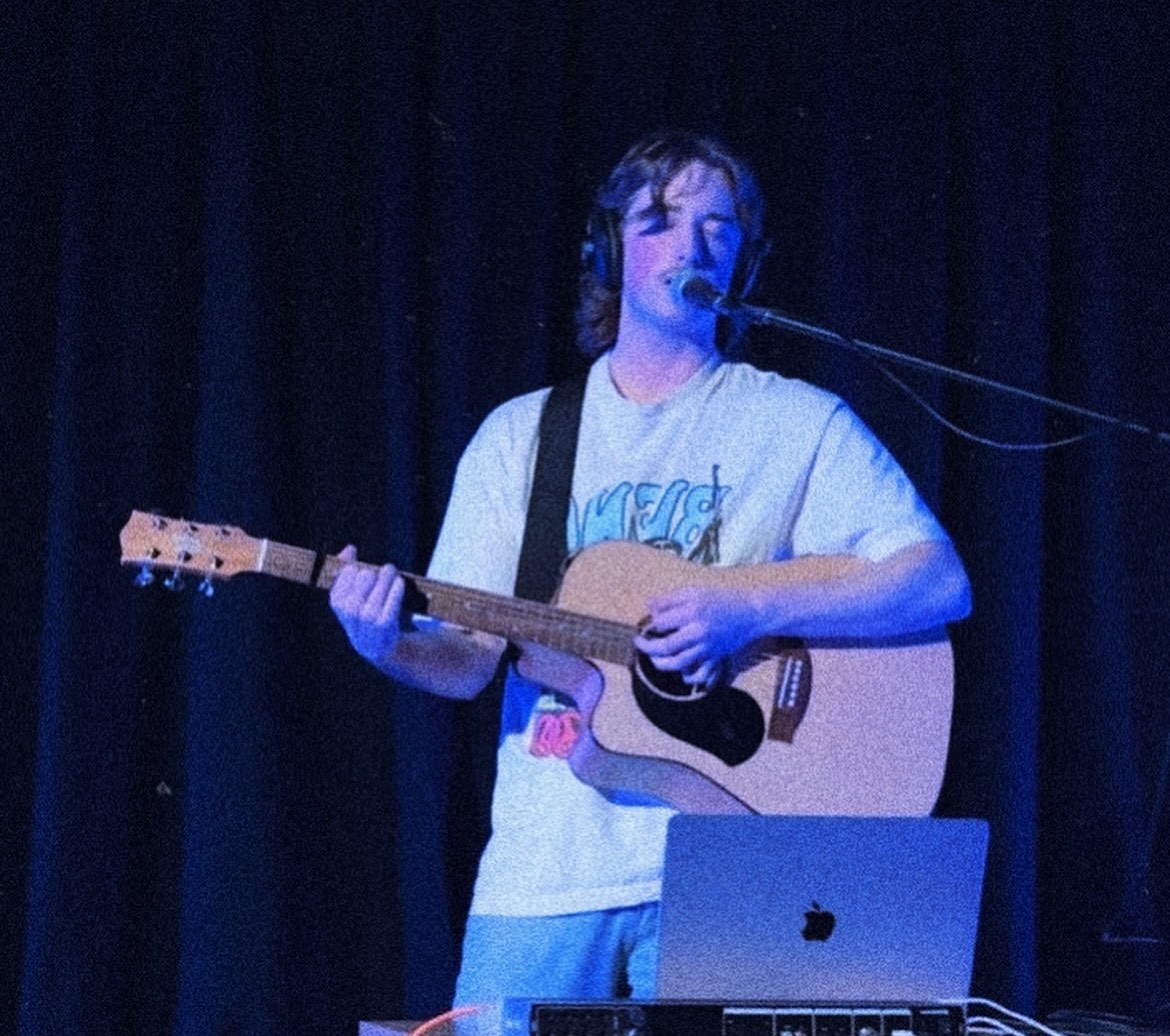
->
[732, 299, 1170, 445]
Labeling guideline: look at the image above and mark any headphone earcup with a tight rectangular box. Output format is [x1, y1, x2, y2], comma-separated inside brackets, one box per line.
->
[729, 237, 769, 302]
[581, 207, 623, 292]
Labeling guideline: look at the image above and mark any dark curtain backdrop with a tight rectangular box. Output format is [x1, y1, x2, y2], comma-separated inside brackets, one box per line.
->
[4, 1, 1169, 1033]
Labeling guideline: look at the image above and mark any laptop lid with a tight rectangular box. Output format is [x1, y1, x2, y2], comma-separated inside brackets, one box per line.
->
[656, 815, 989, 1003]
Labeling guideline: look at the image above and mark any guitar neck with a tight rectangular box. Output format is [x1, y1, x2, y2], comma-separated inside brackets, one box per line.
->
[258, 539, 635, 665]
[118, 511, 636, 665]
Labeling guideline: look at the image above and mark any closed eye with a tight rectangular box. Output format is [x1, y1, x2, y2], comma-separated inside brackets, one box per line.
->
[631, 209, 741, 244]
[631, 203, 672, 234]
[703, 217, 740, 244]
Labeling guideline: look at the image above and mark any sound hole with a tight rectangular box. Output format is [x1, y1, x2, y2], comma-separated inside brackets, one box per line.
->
[633, 653, 708, 701]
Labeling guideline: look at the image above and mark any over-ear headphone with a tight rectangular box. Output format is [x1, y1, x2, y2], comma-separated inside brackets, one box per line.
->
[579, 206, 624, 293]
[580, 204, 767, 301]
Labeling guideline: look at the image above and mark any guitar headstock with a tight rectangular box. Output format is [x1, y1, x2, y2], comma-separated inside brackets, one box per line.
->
[119, 510, 263, 594]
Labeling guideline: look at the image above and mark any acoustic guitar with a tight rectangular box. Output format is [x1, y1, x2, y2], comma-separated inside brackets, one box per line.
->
[120, 509, 953, 816]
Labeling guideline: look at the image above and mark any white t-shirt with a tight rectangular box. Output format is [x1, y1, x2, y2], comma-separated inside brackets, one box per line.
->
[427, 354, 949, 917]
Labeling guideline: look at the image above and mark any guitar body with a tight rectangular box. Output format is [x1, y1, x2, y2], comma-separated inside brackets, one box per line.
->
[517, 540, 953, 816]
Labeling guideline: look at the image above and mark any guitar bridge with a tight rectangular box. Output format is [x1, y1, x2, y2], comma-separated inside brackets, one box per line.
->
[769, 642, 812, 743]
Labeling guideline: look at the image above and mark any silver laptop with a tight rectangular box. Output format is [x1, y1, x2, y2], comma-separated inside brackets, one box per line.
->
[655, 815, 989, 1003]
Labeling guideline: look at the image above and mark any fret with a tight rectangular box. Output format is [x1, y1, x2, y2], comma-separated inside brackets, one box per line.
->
[261, 541, 319, 585]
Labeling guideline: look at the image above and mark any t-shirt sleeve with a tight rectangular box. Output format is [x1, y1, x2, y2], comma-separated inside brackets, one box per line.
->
[790, 402, 949, 561]
[426, 391, 546, 595]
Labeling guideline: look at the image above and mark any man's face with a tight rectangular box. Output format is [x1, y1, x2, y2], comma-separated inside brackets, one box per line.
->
[618, 161, 744, 340]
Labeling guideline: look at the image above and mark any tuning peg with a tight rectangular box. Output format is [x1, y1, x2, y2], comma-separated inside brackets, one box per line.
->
[133, 565, 156, 588]
[163, 570, 185, 592]
[197, 576, 215, 598]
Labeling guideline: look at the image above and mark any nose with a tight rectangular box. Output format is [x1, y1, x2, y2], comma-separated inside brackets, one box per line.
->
[678, 222, 714, 268]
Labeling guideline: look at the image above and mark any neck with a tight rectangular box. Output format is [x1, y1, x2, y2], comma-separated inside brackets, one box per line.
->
[608, 337, 718, 403]
[608, 319, 720, 404]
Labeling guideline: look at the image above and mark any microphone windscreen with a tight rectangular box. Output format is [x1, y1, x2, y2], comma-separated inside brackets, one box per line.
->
[672, 270, 724, 310]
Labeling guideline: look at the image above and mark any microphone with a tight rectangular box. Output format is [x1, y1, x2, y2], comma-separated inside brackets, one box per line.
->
[672, 270, 736, 314]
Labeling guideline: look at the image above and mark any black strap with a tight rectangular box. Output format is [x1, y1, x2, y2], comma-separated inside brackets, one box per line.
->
[513, 370, 589, 602]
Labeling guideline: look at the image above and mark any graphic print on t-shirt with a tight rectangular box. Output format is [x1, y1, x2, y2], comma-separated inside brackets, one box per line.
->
[528, 470, 729, 760]
[568, 474, 729, 563]
[530, 692, 582, 758]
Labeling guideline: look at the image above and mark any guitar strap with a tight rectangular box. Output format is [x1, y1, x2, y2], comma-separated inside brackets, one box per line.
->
[480, 369, 587, 718]
[513, 368, 589, 603]
[468, 370, 587, 788]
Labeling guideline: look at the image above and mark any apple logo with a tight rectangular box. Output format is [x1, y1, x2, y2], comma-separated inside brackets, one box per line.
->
[801, 901, 836, 941]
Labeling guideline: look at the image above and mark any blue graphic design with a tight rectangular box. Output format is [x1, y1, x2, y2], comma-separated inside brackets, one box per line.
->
[567, 478, 730, 563]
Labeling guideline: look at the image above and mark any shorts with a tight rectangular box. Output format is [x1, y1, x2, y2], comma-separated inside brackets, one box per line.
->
[453, 901, 661, 1007]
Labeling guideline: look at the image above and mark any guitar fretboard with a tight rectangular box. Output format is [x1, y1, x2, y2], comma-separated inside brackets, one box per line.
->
[259, 540, 637, 666]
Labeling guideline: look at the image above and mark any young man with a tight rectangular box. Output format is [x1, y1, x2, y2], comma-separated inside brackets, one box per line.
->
[329, 132, 971, 1005]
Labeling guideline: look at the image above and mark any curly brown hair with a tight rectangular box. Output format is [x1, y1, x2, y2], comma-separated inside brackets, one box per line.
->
[575, 132, 767, 359]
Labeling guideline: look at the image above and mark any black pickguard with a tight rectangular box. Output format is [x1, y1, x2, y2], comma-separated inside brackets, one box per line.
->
[631, 653, 765, 766]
